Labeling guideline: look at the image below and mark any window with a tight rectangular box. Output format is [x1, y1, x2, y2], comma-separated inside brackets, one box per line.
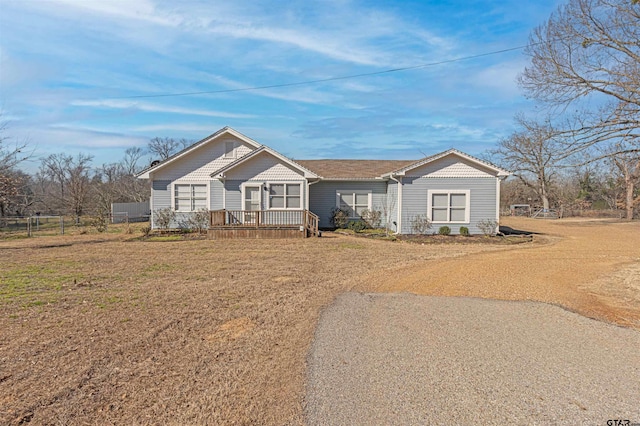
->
[269, 183, 301, 209]
[224, 140, 236, 159]
[337, 191, 371, 218]
[428, 190, 469, 223]
[174, 184, 207, 212]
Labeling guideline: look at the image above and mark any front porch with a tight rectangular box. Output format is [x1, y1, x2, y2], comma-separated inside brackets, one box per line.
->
[208, 209, 320, 239]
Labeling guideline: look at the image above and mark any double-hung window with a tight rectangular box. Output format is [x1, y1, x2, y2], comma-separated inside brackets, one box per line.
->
[269, 183, 301, 209]
[337, 191, 371, 218]
[174, 184, 207, 212]
[428, 190, 469, 223]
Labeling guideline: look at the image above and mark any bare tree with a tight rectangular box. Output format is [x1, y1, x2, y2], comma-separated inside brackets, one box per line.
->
[0, 116, 32, 216]
[610, 152, 640, 219]
[39, 153, 94, 219]
[491, 116, 577, 211]
[519, 0, 640, 154]
[148, 137, 191, 161]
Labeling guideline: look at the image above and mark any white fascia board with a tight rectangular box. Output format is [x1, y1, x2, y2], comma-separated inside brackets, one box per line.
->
[136, 126, 262, 179]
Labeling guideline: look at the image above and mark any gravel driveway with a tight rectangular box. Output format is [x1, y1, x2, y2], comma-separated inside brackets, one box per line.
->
[306, 292, 640, 425]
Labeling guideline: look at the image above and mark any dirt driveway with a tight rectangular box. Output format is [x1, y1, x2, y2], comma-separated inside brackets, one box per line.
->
[364, 217, 640, 329]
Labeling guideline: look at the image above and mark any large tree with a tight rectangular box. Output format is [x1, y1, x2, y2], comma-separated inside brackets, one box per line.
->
[519, 0, 640, 153]
[492, 116, 580, 211]
[39, 153, 94, 218]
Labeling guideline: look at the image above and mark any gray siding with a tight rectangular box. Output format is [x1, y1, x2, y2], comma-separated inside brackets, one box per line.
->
[308, 181, 388, 228]
[400, 177, 497, 235]
[151, 179, 224, 228]
[151, 180, 170, 229]
[211, 180, 224, 210]
[151, 180, 171, 210]
[224, 179, 307, 211]
[225, 180, 243, 210]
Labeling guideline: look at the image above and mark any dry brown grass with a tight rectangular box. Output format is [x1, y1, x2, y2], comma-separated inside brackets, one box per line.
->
[0, 230, 500, 425]
[1, 218, 638, 425]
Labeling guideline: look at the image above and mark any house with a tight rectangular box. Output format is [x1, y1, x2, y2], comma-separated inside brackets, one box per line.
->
[136, 127, 510, 237]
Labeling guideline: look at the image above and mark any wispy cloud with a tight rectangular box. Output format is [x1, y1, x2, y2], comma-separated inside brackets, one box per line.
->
[72, 100, 256, 119]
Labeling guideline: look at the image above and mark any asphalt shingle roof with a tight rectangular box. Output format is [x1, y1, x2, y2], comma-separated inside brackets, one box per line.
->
[295, 160, 416, 179]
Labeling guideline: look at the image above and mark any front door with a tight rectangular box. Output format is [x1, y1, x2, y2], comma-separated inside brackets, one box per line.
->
[244, 185, 261, 224]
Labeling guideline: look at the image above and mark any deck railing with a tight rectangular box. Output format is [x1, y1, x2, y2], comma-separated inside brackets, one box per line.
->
[210, 209, 319, 236]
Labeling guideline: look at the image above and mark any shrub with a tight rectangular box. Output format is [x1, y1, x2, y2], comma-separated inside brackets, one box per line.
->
[410, 214, 432, 234]
[330, 207, 350, 229]
[140, 226, 151, 237]
[477, 219, 498, 236]
[438, 226, 451, 235]
[459, 226, 470, 236]
[153, 207, 176, 230]
[90, 214, 108, 233]
[347, 220, 368, 232]
[361, 209, 382, 228]
[184, 208, 209, 233]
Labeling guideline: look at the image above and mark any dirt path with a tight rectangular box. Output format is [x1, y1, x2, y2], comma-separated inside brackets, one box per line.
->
[363, 217, 640, 328]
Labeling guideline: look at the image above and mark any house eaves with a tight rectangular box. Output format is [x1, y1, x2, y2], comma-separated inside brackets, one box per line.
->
[382, 148, 510, 178]
[210, 146, 319, 179]
[136, 127, 262, 179]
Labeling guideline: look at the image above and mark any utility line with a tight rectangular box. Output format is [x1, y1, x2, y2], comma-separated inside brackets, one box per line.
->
[115, 44, 529, 100]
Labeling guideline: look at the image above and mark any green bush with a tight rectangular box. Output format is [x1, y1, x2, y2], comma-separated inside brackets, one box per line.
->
[438, 226, 451, 235]
[459, 226, 470, 236]
[347, 220, 368, 232]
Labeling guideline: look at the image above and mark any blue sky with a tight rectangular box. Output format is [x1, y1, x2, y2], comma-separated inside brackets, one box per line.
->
[0, 0, 561, 172]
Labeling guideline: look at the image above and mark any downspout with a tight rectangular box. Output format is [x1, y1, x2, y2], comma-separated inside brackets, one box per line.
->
[306, 178, 320, 211]
[496, 175, 507, 234]
[389, 175, 403, 234]
[149, 172, 155, 229]
[222, 179, 226, 209]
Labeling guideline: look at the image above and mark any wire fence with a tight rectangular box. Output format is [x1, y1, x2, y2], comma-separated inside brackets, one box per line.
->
[0, 214, 150, 238]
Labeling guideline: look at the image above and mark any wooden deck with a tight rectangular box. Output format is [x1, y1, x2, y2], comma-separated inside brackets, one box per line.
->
[208, 209, 320, 239]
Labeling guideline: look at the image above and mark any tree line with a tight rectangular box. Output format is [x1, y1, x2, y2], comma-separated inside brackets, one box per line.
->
[490, 0, 639, 219]
[0, 132, 190, 220]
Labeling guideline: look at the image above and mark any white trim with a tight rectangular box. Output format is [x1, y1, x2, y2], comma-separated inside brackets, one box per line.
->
[137, 127, 262, 179]
[171, 181, 210, 212]
[267, 182, 303, 210]
[241, 182, 263, 211]
[222, 179, 226, 209]
[496, 178, 501, 223]
[149, 179, 154, 228]
[335, 189, 373, 218]
[211, 145, 318, 179]
[427, 189, 471, 224]
[390, 176, 403, 233]
[382, 149, 510, 179]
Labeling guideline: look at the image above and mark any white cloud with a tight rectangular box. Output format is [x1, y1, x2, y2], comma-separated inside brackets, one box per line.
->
[48, 0, 179, 26]
[72, 99, 256, 119]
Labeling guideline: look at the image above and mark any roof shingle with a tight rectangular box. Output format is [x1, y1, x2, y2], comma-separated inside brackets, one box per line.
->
[295, 160, 416, 179]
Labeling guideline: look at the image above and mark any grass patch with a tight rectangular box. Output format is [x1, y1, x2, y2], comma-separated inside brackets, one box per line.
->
[0, 264, 83, 300]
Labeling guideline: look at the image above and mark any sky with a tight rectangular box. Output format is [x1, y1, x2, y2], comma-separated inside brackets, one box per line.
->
[0, 0, 562, 173]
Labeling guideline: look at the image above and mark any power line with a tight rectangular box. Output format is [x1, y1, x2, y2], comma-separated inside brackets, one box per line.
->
[114, 44, 529, 100]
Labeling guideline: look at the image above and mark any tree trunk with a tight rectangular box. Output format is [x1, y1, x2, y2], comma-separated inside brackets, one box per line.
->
[625, 175, 634, 220]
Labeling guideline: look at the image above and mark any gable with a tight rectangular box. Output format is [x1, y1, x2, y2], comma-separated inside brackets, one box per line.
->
[153, 135, 254, 181]
[223, 151, 306, 181]
[405, 154, 496, 178]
